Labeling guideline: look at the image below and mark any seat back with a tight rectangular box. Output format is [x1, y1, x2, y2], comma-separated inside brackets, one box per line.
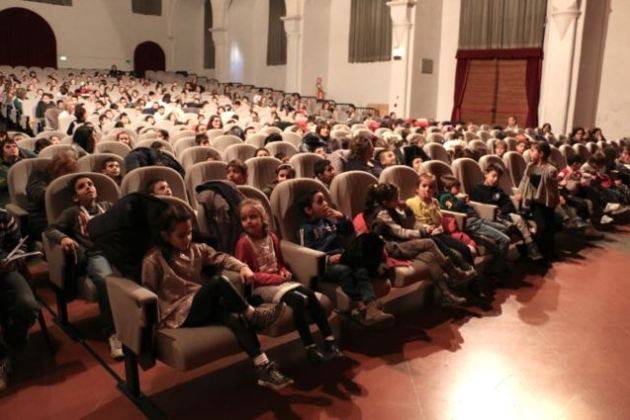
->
[185, 161, 228, 206]
[478, 155, 514, 194]
[173, 137, 196, 156]
[45, 172, 121, 223]
[560, 144, 575, 162]
[237, 185, 276, 232]
[78, 153, 125, 174]
[281, 132, 302, 147]
[330, 171, 378, 218]
[35, 130, 65, 140]
[212, 135, 243, 152]
[245, 133, 266, 148]
[549, 146, 566, 169]
[206, 128, 225, 140]
[503, 151, 527, 187]
[423, 142, 450, 164]
[270, 178, 331, 243]
[585, 142, 599, 155]
[134, 139, 174, 154]
[451, 158, 484, 195]
[245, 156, 282, 190]
[266, 141, 298, 159]
[378, 165, 419, 200]
[288, 152, 324, 178]
[7, 158, 51, 209]
[467, 140, 488, 157]
[223, 143, 257, 162]
[38, 144, 75, 159]
[505, 137, 518, 151]
[421, 160, 454, 191]
[573, 143, 590, 161]
[121, 166, 187, 202]
[179, 146, 222, 169]
[94, 141, 131, 157]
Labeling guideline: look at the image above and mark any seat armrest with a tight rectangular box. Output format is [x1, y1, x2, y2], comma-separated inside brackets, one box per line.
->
[43, 233, 69, 290]
[106, 276, 158, 369]
[5, 203, 28, 220]
[280, 240, 326, 288]
[470, 201, 498, 221]
[442, 210, 467, 231]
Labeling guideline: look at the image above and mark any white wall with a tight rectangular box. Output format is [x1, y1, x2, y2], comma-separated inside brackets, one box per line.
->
[0, 0, 203, 70]
[172, 0, 209, 75]
[299, 0, 331, 96]
[326, 0, 390, 106]
[596, 0, 630, 140]
[225, 0, 285, 89]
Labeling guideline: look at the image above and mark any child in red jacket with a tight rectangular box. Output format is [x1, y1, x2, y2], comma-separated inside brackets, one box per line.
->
[235, 199, 342, 365]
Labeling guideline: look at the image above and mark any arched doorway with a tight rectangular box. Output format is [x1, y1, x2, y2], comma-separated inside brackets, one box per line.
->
[0, 7, 57, 68]
[133, 41, 165, 76]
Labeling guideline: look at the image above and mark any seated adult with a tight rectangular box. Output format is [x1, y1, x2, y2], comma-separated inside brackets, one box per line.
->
[100, 158, 122, 185]
[342, 134, 381, 177]
[26, 150, 79, 240]
[146, 178, 173, 197]
[1, 139, 32, 208]
[226, 159, 248, 185]
[0, 209, 40, 391]
[314, 159, 336, 188]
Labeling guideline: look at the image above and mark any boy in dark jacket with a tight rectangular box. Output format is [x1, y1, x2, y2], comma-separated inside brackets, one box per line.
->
[470, 164, 542, 261]
[297, 188, 393, 327]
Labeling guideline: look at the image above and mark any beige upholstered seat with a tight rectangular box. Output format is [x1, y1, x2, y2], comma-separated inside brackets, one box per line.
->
[95, 141, 132, 157]
[121, 166, 187, 202]
[451, 158, 484, 195]
[184, 161, 228, 206]
[378, 165, 419, 200]
[212, 135, 243, 152]
[38, 144, 75, 159]
[244, 133, 266, 148]
[281, 132, 302, 147]
[560, 144, 575, 162]
[223, 143, 257, 162]
[467, 140, 488, 157]
[423, 143, 451, 164]
[573, 143, 590, 161]
[6, 157, 51, 219]
[266, 141, 298, 159]
[173, 137, 196, 156]
[206, 128, 225, 140]
[421, 160, 453, 185]
[179, 146, 222, 169]
[503, 152, 527, 187]
[134, 139, 174, 154]
[550, 146, 566, 168]
[330, 171, 378, 219]
[245, 156, 282, 190]
[288, 152, 324, 178]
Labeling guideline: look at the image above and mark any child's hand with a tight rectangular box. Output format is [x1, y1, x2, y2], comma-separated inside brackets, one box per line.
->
[328, 254, 342, 264]
[514, 192, 522, 203]
[326, 208, 345, 220]
[240, 266, 255, 283]
[281, 269, 292, 281]
[60, 237, 79, 254]
[431, 226, 444, 235]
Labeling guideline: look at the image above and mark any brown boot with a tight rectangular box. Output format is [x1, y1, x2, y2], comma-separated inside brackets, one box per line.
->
[360, 301, 395, 327]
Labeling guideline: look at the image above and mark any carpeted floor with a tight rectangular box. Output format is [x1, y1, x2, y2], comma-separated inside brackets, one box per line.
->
[1, 227, 630, 419]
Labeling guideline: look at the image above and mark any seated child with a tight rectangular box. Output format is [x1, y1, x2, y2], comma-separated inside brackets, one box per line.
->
[226, 159, 248, 185]
[255, 148, 270, 158]
[363, 184, 470, 305]
[45, 176, 121, 359]
[101, 157, 122, 185]
[470, 164, 543, 260]
[146, 178, 173, 197]
[142, 204, 292, 390]
[263, 164, 295, 198]
[195, 133, 210, 146]
[438, 175, 511, 277]
[313, 159, 336, 188]
[297, 188, 394, 327]
[235, 199, 342, 364]
[405, 173, 476, 264]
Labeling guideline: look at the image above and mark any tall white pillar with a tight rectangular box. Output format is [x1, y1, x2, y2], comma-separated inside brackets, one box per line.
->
[539, 0, 582, 134]
[387, 0, 417, 118]
[210, 28, 229, 82]
[282, 15, 303, 93]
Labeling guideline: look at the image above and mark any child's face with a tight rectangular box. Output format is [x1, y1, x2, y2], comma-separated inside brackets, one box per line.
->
[380, 151, 397, 167]
[256, 150, 270, 157]
[529, 147, 541, 162]
[614, 178, 622, 187]
[74, 177, 97, 205]
[317, 165, 336, 185]
[305, 192, 329, 219]
[412, 158, 423, 173]
[416, 180, 435, 200]
[495, 145, 506, 156]
[240, 205, 264, 238]
[103, 161, 120, 177]
[516, 142, 527, 154]
[227, 167, 246, 185]
[152, 180, 172, 196]
[484, 170, 499, 187]
[314, 147, 327, 156]
[276, 169, 294, 182]
[164, 220, 192, 251]
[450, 184, 461, 195]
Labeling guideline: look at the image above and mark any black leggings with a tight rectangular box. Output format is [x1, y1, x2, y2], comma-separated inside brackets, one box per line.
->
[432, 233, 474, 265]
[281, 286, 332, 347]
[531, 202, 556, 263]
[182, 276, 261, 358]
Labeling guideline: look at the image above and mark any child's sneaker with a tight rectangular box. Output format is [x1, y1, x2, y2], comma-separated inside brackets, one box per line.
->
[305, 345, 326, 365]
[322, 340, 343, 361]
[361, 301, 395, 327]
[108, 334, 124, 360]
[527, 242, 543, 261]
[257, 362, 293, 390]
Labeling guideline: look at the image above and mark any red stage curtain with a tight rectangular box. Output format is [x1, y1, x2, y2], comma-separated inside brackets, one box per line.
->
[0, 7, 57, 68]
[451, 48, 543, 127]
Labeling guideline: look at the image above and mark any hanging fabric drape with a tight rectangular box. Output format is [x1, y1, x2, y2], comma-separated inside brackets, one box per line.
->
[348, 0, 392, 63]
[266, 0, 287, 66]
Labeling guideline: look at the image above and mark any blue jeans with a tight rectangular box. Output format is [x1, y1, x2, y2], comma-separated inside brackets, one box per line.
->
[466, 218, 511, 254]
[86, 254, 114, 336]
[323, 263, 376, 303]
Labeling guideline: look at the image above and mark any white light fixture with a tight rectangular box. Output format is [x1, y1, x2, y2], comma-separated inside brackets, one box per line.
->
[392, 47, 405, 60]
[59, 55, 68, 61]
